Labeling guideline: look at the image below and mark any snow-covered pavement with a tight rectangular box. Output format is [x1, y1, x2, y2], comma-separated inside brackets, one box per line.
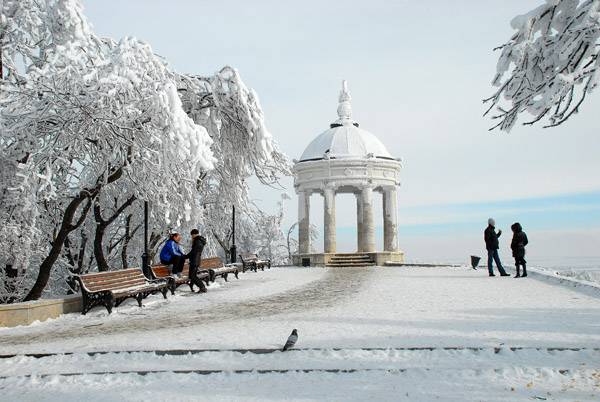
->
[1, 266, 599, 400]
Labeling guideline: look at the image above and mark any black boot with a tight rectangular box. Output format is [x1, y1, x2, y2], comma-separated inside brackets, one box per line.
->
[521, 264, 527, 277]
[514, 265, 520, 278]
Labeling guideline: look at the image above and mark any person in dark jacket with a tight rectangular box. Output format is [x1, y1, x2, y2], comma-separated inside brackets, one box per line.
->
[187, 229, 208, 292]
[159, 232, 186, 277]
[484, 218, 509, 277]
[510, 222, 529, 278]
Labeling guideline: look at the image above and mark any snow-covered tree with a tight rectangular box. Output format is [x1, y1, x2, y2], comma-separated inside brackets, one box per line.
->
[1, 1, 215, 300]
[0, 0, 97, 302]
[178, 67, 291, 261]
[0, 0, 291, 301]
[484, 0, 600, 131]
[285, 222, 319, 264]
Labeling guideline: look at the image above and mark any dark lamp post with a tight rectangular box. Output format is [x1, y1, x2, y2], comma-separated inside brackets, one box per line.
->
[230, 205, 237, 264]
[141, 200, 150, 278]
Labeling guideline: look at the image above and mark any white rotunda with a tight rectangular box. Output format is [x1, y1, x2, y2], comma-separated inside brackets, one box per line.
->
[293, 81, 404, 267]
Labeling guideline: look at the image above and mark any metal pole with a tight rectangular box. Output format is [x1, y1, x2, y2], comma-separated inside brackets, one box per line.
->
[230, 205, 237, 264]
[141, 201, 150, 278]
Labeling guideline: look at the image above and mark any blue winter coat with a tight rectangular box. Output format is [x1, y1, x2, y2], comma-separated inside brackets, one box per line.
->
[160, 239, 184, 264]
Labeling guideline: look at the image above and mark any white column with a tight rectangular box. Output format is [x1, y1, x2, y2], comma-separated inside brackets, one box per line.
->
[323, 187, 336, 254]
[356, 192, 364, 252]
[360, 186, 376, 252]
[383, 187, 399, 252]
[298, 191, 310, 254]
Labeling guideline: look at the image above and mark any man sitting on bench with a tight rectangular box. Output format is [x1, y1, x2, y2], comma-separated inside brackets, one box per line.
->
[159, 232, 186, 277]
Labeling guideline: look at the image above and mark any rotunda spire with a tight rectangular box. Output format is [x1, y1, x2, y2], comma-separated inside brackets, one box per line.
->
[336, 80, 354, 125]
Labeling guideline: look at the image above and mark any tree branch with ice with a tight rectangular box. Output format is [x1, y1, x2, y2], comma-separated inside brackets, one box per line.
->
[484, 0, 600, 131]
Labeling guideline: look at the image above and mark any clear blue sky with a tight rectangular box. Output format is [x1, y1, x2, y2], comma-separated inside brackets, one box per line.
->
[84, 0, 600, 264]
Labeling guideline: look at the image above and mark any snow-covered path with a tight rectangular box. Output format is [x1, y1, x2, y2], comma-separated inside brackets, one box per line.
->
[1, 266, 600, 401]
[0, 348, 599, 401]
[1, 266, 600, 354]
[2, 347, 599, 376]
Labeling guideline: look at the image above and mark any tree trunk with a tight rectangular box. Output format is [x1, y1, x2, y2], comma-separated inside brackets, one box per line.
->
[212, 230, 231, 261]
[24, 166, 125, 301]
[24, 194, 92, 301]
[76, 230, 88, 274]
[121, 215, 133, 269]
[93, 196, 136, 272]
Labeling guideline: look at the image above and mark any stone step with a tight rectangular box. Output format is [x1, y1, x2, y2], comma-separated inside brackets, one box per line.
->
[330, 254, 370, 258]
[327, 253, 375, 267]
[329, 258, 372, 263]
[326, 261, 376, 266]
[330, 255, 371, 260]
[329, 255, 371, 260]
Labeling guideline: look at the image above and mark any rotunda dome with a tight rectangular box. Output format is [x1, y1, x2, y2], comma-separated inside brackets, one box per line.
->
[299, 81, 394, 162]
[299, 123, 393, 162]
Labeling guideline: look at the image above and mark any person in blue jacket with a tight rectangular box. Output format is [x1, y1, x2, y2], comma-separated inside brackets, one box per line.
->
[159, 232, 186, 277]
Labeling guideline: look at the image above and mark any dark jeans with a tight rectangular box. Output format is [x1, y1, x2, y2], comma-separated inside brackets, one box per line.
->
[487, 249, 507, 275]
[161, 255, 185, 275]
[189, 264, 208, 292]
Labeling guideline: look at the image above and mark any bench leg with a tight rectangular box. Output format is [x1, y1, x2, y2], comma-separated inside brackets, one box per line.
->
[169, 278, 176, 295]
[104, 295, 114, 314]
[160, 287, 168, 299]
[223, 273, 228, 282]
[136, 293, 143, 307]
[234, 271, 239, 279]
[81, 295, 93, 315]
[81, 302, 92, 315]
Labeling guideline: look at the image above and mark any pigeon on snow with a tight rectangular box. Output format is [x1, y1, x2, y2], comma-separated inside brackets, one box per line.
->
[282, 329, 298, 351]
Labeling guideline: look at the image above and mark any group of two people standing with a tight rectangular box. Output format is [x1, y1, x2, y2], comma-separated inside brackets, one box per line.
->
[159, 229, 209, 292]
[484, 218, 529, 278]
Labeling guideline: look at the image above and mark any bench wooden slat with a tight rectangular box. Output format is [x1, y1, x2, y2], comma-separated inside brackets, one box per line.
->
[200, 257, 224, 269]
[76, 268, 168, 315]
[86, 279, 148, 292]
[82, 276, 147, 290]
[79, 268, 142, 279]
[150, 265, 190, 279]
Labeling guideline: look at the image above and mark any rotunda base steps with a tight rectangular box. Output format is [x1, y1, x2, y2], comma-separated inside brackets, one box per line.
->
[327, 254, 375, 267]
[292, 251, 404, 267]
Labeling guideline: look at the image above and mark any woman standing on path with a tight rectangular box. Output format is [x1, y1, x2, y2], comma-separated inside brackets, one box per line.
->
[511, 222, 529, 278]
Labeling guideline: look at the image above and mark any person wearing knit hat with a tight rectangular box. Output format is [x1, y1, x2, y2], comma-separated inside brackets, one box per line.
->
[484, 218, 509, 277]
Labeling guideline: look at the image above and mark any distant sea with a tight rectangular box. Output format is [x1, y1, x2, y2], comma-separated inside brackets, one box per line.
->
[406, 256, 600, 286]
[528, 256, 600, 285]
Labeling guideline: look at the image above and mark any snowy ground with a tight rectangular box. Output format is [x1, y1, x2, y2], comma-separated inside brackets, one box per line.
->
[1, 266, 599, 401]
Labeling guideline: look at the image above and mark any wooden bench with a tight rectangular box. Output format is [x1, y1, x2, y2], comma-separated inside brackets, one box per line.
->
[75, 268, 169, 315]
[201, 257, 240, 282]
[239, 253, 271, 272]
[150, 263, 210, 295]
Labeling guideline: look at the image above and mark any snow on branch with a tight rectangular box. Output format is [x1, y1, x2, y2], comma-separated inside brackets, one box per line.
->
[484, 0, 600, 131]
